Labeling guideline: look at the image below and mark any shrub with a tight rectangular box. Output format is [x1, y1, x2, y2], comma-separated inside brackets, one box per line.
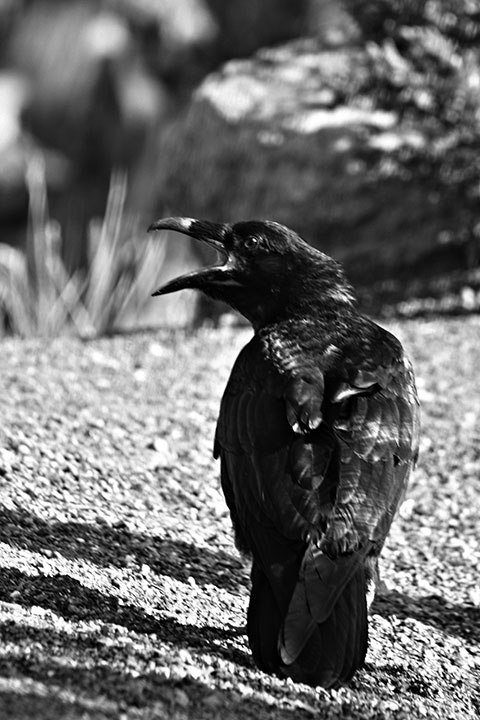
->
[0, 154, 167, 337]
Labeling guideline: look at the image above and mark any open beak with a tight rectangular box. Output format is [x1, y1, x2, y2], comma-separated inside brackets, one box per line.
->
[148, 217, 233, 296]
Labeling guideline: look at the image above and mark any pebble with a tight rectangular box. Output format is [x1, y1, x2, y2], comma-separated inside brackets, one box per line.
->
[17, 444, 32, 456]
[22, 456, 36, 469]
[149, 342, 166, 358]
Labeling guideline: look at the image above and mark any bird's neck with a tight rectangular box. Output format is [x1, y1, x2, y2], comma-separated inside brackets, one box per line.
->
[254, 282, 356, 333]
[205, 268, 356, 331]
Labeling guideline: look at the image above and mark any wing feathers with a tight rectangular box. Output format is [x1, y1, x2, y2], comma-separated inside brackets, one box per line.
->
[285, 376, 324, 434]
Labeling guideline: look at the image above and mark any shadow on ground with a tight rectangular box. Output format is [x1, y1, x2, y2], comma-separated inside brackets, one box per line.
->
[1, 505, 478, 647]
[0, 505, 248, 593]
[0, 568, 250, 669]
[372, 591, 480, 645]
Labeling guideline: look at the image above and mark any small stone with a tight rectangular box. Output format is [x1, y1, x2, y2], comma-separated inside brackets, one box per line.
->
[468, 586, 480, 607]
[96, 378, 111, 389]
[149, 342, 166, 357]
[178, 649, 190, 663]
[152, 437, 171, 454]
[147, 438, 175, 469]
[0, 449, 17, 469]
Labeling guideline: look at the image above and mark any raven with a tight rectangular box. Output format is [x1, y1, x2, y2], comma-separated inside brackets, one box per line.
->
[149, 217, 420, 688]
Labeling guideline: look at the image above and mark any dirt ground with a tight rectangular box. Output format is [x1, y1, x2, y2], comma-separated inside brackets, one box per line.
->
[0, 316, 479, 719]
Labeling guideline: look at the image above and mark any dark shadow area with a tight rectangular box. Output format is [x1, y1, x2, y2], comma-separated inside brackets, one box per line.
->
[1, 615, 477, 718]
[0, 505, 249, 593]
[0, 677, 321, 720]
[0, 619, 329, 719]
[358, 660, 479, 713]
[1, 660, 218, 710]
[0, 568, 250, 669]
[1, 506, 478, 646]
[372, 590, 480, 645]
[0, 692, 115, 720]
[358, 661, 442, 699]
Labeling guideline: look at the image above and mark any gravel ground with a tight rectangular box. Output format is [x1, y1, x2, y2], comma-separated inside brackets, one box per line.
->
[0, 316, 479, 719]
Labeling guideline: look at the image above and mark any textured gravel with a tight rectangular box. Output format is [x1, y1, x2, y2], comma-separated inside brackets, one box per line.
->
[0, 317, 479, 719]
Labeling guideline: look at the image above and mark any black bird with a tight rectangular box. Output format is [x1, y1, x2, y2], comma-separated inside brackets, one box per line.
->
[148, 217, 420, 688]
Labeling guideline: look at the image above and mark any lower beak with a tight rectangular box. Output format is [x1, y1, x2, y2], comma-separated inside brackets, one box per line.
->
[147, 217, 232, 296]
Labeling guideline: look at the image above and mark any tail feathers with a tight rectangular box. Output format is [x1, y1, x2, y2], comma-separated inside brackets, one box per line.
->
[248, 550, 369, 688]
[278, 576, 316, 664]
[247, 562, 285, 675]
[280, 565, 368, 688]
[280, 546, 368, 664]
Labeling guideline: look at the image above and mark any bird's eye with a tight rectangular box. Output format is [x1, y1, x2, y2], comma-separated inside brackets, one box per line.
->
[244, 236, 259, 251]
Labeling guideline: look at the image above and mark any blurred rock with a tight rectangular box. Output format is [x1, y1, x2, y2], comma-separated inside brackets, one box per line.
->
[136, 2, 480, 317]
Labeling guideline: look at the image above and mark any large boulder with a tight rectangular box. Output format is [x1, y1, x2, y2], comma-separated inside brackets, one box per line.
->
[135, 1, 480, 315]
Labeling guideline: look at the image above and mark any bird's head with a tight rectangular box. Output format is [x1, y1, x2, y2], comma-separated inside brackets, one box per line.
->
[148, 217, 354, 328]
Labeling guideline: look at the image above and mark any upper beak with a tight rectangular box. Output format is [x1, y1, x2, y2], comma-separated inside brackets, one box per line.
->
[147, 217, 231, 296]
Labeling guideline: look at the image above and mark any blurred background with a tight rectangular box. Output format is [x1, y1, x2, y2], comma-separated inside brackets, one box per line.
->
[1, 0, 480, 335]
